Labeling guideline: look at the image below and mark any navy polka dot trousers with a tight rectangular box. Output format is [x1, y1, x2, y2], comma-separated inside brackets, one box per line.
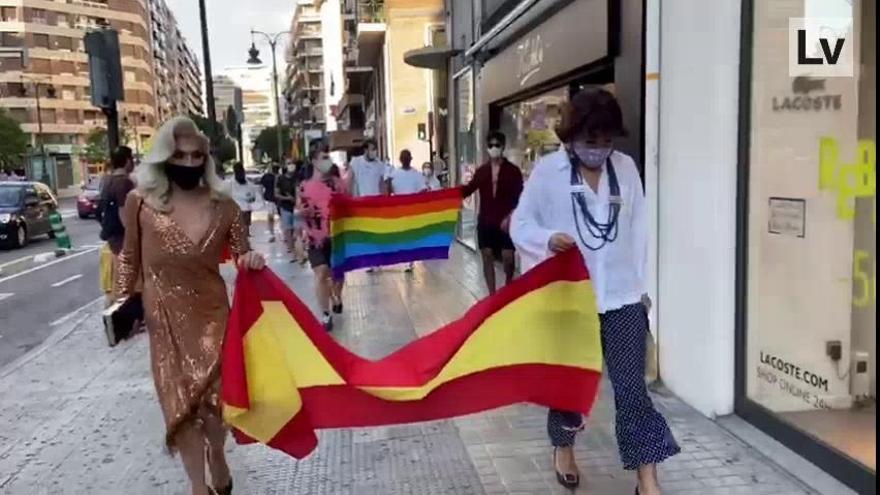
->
[548, 303, 680, 470]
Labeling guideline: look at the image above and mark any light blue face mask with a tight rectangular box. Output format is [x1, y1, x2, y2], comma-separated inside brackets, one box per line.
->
[573, 143, 613, 169]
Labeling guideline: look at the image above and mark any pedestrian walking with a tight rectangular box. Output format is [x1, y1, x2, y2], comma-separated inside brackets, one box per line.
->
[228, 162, 257, 236]
[297, 141, 348, 330]
[276, 161, 306, 263]
[422, 161, 442, 191]
[462, 131, 524, 295]
[349, 139, 388, 272]
[115, 116, 265, 495]
[97, 146, 135, 312]
[260, 165, 280, 242]
[389, 150, 428, 273]
[510, 88, 679, 494]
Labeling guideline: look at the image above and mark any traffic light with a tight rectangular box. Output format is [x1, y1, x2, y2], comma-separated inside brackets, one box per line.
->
[417, 123, 427, 141]
[84, 29, 125, 109]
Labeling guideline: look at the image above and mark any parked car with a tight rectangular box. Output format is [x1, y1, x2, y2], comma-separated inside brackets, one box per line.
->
[0, 182, 59, 248]
[76, 181, 102, 219]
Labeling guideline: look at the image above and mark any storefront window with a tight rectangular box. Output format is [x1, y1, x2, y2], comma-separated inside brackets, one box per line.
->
[455, 69, 477, 248]
[498, 87, 566, 179]
[745, 0, 875, 472]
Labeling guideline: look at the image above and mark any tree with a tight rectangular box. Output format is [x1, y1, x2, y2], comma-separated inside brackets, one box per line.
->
[217, 137, 237, 165]
[189, 113, 224, 143]
[224, 106, 239, 137]
[254, 125, 292, 163]
[0, 109, 28, 171]
[81, 127, 131, 164]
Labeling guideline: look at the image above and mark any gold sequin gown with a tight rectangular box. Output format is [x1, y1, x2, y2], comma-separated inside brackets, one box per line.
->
[116, 191, 249, 448]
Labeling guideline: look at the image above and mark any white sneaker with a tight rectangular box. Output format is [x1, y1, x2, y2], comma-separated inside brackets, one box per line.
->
[321, 312, 333, 331]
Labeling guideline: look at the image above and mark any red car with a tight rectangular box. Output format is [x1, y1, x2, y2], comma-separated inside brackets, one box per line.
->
[76, 181, 101, 219]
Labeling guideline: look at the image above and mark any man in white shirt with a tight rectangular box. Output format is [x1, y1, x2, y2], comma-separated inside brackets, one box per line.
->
[349, 139, 389, 272]
[349, 139, 388, 198]
[389, 149, 426, 272]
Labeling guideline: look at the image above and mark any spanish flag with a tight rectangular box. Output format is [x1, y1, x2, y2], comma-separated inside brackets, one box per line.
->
[330, 188, 462, 277]
[222, 248, 603, 458]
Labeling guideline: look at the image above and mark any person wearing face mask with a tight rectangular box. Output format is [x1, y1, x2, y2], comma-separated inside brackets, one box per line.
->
[388, 150, 428, 273]
[510, 89, 678, 494]
[115, 116, 265, 495]
[422, 161, 442, 191]
[462, 131, 524, 295]
[297, 141, 349, 330]
[228, 162, 257, 235]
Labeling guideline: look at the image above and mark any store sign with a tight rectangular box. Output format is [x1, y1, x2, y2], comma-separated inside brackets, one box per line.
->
[768, 197, 806, 238]
[757, 351, 832, 410]
[771, 76, 842, 112]
[516, 34, 544, 87]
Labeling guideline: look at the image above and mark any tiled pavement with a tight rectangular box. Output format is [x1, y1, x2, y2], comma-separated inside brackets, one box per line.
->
[0, 231, 845, 494]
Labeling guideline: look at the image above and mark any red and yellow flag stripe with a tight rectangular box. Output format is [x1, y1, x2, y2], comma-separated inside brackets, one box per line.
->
[222, 248, 603, 458]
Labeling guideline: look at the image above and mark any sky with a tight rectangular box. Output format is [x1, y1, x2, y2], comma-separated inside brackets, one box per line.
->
[165, 0, 294, 73]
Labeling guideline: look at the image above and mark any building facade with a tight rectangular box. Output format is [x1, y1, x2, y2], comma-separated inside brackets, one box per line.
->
[148, 0, 202, 123]
[0, 0, 157, 189]
[286, 0, 329, 152]
[443, 0, 875, 493]
[223, 64, 277, 167]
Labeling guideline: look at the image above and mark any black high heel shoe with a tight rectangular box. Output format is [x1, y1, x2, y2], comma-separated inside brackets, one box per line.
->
[553, 447, 580, 489]
[211, 480, 232, 495]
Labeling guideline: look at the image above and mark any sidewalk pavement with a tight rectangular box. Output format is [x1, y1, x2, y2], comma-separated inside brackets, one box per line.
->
[0, 230, 840, 494]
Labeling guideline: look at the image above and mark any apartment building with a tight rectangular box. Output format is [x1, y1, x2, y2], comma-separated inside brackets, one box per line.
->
[222, 64, 277, 168]
[148, 0, 203, 122]
[332, 0, 444, 166]
[0, 0, 156, 189]
[285, 0, 330, 152]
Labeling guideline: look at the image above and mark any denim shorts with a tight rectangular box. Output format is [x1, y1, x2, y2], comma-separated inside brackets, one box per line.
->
[280, 209, 302, 230]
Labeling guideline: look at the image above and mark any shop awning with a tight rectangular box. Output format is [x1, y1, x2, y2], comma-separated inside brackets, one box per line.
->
[328, 129, 366, 151]
[403, 46, 461, 70]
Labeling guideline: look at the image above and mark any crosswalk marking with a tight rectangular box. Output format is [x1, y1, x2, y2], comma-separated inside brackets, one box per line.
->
[0, 293, 13, 302]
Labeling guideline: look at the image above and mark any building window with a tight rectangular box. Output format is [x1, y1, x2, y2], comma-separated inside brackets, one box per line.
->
[1, 32, 23, 47]
[743, 0, 875, 475]
[1, 7, 16, 22]
[497, 86, 566, 180]
[33, 33, 50, 49]
[53, 36, 74, 52]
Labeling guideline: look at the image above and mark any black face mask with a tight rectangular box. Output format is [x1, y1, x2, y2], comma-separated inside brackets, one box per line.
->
[165, 163, 205, 190]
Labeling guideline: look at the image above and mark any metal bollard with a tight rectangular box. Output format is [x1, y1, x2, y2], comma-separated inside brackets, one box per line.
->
[48, 211, 72, 250]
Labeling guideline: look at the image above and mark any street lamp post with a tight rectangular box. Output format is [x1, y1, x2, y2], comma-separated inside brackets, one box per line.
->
[20, 76, 56, 190]
[248, 30, 289, 164]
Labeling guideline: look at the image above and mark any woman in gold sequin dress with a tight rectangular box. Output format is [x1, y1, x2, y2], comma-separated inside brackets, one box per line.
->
[116, 116, 264, 495]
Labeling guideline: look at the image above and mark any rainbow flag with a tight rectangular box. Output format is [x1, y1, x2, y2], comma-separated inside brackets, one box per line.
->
[329, 188, 462, 277]
[222, 248, 603, 458]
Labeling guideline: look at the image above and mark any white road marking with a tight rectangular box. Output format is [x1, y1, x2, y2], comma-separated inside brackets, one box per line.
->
[60, 209, 77, 219]
[0, 254, 35, 272]
[49, 296, 105, 327]
[0, 293, 13, 302]
[51, 274, 83, 288]
[0, 247, 99, 286]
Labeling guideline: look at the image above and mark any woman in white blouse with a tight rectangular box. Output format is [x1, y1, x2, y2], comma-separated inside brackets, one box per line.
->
[511, 89, 678, 495]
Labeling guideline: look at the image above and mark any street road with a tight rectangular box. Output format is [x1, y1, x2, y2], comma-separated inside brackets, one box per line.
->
[0, 201, 104, 368]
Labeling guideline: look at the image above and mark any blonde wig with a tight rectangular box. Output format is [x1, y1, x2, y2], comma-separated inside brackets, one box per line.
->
[135, 116, 227, 210]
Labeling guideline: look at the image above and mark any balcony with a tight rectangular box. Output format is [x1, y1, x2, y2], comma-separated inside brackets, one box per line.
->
[356, 0, 385, 24]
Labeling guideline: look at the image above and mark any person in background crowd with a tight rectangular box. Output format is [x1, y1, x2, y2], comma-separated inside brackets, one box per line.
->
[349, 139, 388, 272]
[229, 162, 257, 235]
[462, 131, 524, 295]
[389, 149, 428, 273]
[116, 116, 265, 495]
[511, 89, 678, 494]
[422, 161, 442, 191]
[260, 165, 279, 242]
[97, 146, 136, 310]
[0, 168, 9, 182]
[275, 161, 303, 262]
[298, 141, 348, 330]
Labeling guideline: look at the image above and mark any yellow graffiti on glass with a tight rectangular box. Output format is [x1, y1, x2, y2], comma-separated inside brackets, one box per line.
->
[853, 249, 876, 309]
[818, 137, 876, 221]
